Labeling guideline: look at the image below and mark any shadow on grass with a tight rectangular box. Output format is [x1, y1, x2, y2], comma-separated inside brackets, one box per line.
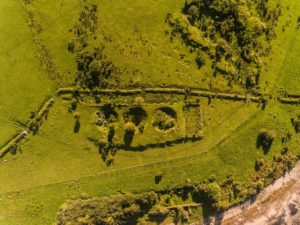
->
[123, 131, 134, 147]
[256, 134, 273, 154]
[120, 136, 202, 151]
[74, 120, 80, 133]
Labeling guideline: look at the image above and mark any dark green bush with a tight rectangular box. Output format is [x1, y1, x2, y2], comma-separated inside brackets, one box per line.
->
[257, 128, 275, 153]
[76, 47, 116, 89]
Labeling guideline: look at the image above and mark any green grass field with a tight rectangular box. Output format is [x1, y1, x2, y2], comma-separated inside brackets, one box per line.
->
[0, 0, 300, 224]
[0, 0, 56, 147]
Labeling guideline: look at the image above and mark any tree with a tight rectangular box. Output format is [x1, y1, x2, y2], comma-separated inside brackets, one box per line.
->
[257, 128, 275, 153]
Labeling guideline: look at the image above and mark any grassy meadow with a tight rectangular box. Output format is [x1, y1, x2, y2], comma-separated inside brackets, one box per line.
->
[0, 0, 300, 224]
[0, 0, 56, 147]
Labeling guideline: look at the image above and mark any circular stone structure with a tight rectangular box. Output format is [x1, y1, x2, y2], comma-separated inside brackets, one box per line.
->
[152, 107, 177, 131]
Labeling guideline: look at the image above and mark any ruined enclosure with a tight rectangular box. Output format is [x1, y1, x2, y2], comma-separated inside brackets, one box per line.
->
[77, 90, 205, 151]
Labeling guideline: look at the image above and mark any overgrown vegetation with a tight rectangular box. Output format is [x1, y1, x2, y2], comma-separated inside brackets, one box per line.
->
[168, 0, 282, 89]
[56, 192, 158, 225]
[56, 150, 299, 224]
[68, 3, 119, 89]
[152, 108, 177, 131]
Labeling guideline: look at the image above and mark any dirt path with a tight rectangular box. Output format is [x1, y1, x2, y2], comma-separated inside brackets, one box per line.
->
[208, 161, 300, 225]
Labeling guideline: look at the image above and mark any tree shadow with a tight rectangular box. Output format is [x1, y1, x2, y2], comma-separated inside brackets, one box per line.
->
[256, 134, 273, 154]
[123, 131, 134, 147]
[155, 175, 163, 184]
[124, 107, 147, 126]
[108, 127, 115, 143]
[101, 104, 118, 122]
[73, 120, 81, 133]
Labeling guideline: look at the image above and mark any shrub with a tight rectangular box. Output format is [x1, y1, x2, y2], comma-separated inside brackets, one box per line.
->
[291, 116, 300, 133]
[255, 159, 265, 171]
[194, 182, 222, 209]
[124, 122, 136, 134]
[29, 121, 39, 135]
[73, 112, 80, 120]
[68, 100, 78, 112]
[257, 128, 275, 153]
[195, 50, 206, 68]
[134, 96, 145, 106]
[185, 178, 193, 188]
[76, 47, 116, 89]
[148, 205, 169, 218]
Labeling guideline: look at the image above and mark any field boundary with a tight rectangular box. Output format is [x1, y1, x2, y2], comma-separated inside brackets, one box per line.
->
[58, 87, 263, 102]
[0, 97, 55, 158]
[58, 86, 300, 104]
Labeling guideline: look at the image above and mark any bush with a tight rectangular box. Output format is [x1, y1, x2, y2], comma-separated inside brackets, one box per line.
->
[255, 159, 265, 171]
[194, 182, 222, 209]
[124, 122, 136, 134]
[68, 100, 78, 112]
[195, 50, 206, 68]
[76, 47, 116, 89]
[291, 116, 300, 133]
[257, 128, 275, 153]
[73, 112, 80, 120]
[29, 121, 39, 135]
[134, 97, 145, 106]
[148, 205, 169, 218]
